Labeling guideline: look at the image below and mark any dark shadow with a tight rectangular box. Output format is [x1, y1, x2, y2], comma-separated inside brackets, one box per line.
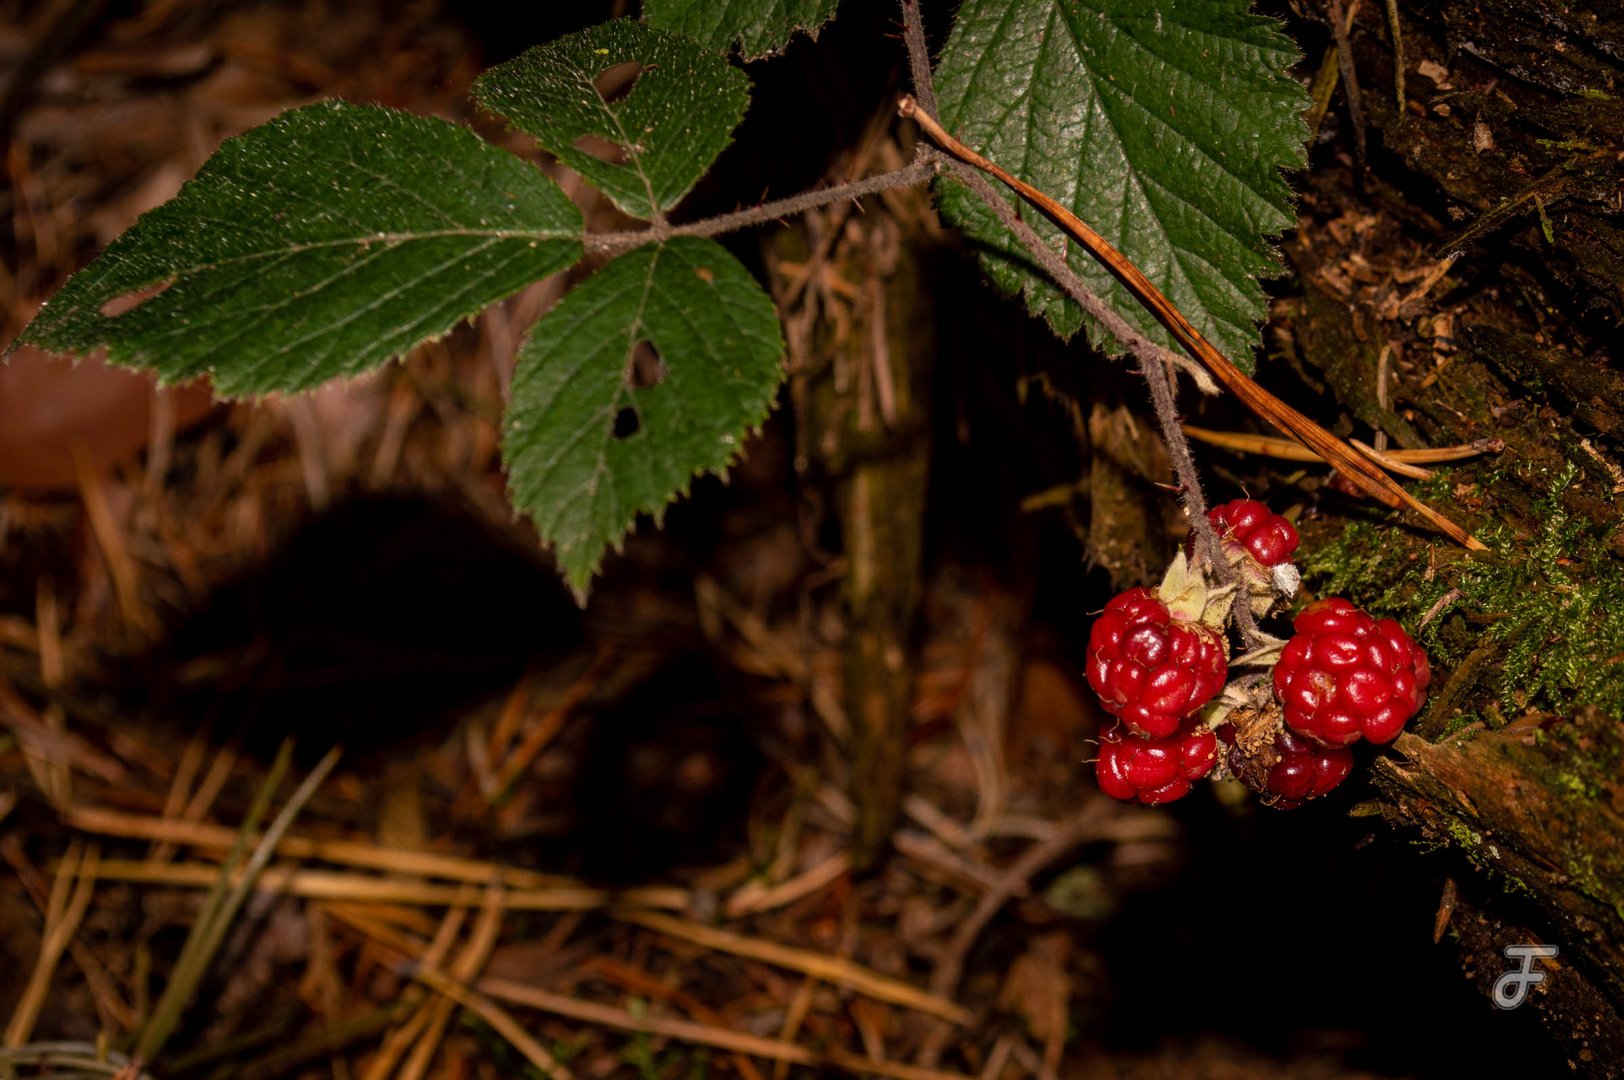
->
[511, 649, 768, 885]
[122, 492, 583, 763]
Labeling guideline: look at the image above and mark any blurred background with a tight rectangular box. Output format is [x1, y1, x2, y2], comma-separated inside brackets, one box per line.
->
[0, 0, 1594, 1076]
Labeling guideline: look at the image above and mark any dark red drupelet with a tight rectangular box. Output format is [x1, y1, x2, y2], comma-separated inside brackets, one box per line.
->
[1263, 729, 1354, 808]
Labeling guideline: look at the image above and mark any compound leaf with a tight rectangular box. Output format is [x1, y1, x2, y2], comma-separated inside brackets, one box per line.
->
[504, 236, 784, 599]
[474, 20, 750, 220]
[16, 101, 582, 397]
[643, 0, 841, 59]
[934, 0, 1308, 370]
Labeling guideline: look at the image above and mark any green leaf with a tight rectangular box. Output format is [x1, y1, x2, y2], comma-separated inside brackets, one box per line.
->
[15, 101, 582, 397]
[933, 0, 1308, 371]
[643, 0, 841, 60]
[473, 20, 750, 220]
[504, 236, 784, 599]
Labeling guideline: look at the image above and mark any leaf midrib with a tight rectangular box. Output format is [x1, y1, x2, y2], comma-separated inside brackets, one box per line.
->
[101, 227, 576, 288]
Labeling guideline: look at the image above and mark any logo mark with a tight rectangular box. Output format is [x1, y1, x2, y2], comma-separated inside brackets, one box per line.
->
[1493, 944, 1558, 1010]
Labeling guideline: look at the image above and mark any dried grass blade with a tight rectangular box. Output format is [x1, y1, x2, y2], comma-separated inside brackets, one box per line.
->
[362, 903, 473, 1080]
[475, 976, 975, 1080]
[4, 843, 99, 1047]
[326, 906, 573, 1080]
[398, 887, 506, 1080]
[0, 1041, 153, 1079]
[134, 744, 339, 1063]
[80, 860, 686, 911]
[615, 911, 973, 1025]
[410, 967, 575, 1080]
[63, 806, 624, 893]
[1351, 439, 1434, 480]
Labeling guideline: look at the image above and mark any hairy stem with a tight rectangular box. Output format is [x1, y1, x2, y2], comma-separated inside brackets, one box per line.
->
[899, 0, 939, 119]
[584, 162, 937, 256]
[892, 0, 1258, 642]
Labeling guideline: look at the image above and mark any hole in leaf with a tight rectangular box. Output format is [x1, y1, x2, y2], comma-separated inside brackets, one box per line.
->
[593, 60, 642, 105]
[571, 133, 630, 164]
[626, 340, 666, 390]
[99, 277, 175, 318]
[613, 406, 641, 439]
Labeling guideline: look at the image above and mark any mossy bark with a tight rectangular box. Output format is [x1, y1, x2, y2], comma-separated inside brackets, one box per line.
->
[1371, 711, 1624, 1069]
[1283, 2, 1624, 1070]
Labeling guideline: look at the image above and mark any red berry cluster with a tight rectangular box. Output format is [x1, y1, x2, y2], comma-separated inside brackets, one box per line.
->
[1089, 500, 1429, 809]
[1086, 587, 1227, 739]
[1218, 720, 1353, 809]
[1208, 498, 1300, 568]
[1273, 597, 1431, 747]
[1096, 723, 1218, 806]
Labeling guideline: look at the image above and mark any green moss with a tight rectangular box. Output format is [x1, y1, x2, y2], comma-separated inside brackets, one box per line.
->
[1443, 817, 1484, 850]
[1300, 464, 1624, 721]
[1562, 851, 1623, 918]
[1436, 816, 1539, 899]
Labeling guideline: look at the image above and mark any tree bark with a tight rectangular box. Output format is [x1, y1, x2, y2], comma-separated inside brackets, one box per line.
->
[1284, 2, 1624, 1071]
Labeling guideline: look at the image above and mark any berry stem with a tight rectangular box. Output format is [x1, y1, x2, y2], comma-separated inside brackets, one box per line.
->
[897, 95, 1487, 553]
[1133, 345, 1268, 648]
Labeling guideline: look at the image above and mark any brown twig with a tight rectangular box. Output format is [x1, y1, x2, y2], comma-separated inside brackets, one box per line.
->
[1182, 425, 1502, 466]
[897, 94, 1486, 552]
[1327, 0, 1368, 164]
[1384, 0, 1406, 113]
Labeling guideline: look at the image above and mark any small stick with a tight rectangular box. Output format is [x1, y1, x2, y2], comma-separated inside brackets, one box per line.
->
[1385, 0, 1407, 114]
[1328, 0, 1368, 164]
[1181, 425, 1500, 467]
[1351, 438, 1432, 480]
[899, 95, 1486, 551]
